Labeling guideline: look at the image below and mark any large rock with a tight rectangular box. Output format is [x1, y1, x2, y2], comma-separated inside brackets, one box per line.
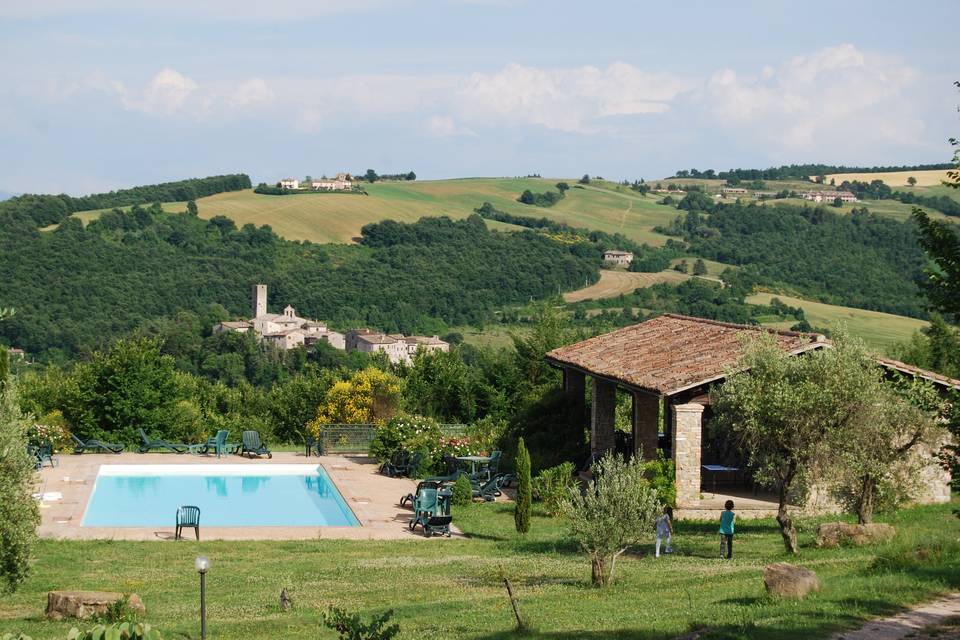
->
[763, 563, 820, 598]
[815, 522, 896, 548]
[46, 591, 145, 620]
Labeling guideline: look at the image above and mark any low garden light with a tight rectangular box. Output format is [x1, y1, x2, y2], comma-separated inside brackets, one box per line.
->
[195, 555, 210, 640]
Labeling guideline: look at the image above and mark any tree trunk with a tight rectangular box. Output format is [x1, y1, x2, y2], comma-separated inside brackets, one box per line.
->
[857, 476, 876, 525]
[777, 476, 798, 554]
[591, 557, 605, 586]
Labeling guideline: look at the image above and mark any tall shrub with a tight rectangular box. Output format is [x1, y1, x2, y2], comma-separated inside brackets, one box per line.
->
[515, 437, 531, 534]
[0, 378, 40, 593]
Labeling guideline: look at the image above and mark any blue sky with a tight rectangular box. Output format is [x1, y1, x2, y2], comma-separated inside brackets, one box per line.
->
[1, 0, 957, 195]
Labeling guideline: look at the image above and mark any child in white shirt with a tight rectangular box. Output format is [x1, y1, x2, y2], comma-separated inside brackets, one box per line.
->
[655, 506, 673, 558]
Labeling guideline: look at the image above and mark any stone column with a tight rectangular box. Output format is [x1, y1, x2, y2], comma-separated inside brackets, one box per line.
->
[632, 392, 661, 461]
[672, 402, 705, 506]
[591, 378, 617, 457]
[563, 368, 586, 422]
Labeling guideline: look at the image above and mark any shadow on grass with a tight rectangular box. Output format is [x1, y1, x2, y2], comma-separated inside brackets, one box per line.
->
[868, 539, 960, 589]
[674, 520, 781, 536]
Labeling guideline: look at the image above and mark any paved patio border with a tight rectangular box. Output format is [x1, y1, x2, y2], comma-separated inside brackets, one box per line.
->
[33, 452, 453, 541]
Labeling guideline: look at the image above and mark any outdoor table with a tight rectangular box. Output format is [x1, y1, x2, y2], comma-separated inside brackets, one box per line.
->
[457, 455, 491, 479]
[701, 464, 740, 493]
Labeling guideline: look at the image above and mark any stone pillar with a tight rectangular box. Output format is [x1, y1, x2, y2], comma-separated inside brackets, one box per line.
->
[632, 392, 661, 461]
[672, 402, 705, 506]
[591, 378, 617, 457]
[564, 368, 587, 426]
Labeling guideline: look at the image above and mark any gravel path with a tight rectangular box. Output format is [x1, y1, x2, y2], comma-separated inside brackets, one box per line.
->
[834, 592, 960, 640]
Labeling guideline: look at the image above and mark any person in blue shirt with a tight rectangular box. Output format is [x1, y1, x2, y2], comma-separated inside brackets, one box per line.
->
[719, 499, 736, 559]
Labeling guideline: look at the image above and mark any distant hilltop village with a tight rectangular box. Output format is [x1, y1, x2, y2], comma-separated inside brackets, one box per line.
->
[214, 284, 448, 364]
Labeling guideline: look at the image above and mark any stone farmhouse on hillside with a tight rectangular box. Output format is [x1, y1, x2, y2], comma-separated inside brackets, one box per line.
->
[546, 314, 956, 515]
[279, 178, 299, 190]
[215, 284, 345, 351]
[602, 250, 633, 267]
[346, 329, 449, 365]
[800, 190, 858, 203]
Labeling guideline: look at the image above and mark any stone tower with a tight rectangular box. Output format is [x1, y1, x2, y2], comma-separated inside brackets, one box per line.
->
[252, 284, 267, 319]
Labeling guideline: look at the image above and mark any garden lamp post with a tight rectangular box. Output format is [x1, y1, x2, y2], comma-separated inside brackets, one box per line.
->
[195, 555, 210, 640]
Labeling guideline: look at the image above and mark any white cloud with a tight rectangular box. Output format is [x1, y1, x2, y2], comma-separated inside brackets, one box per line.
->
[122, 68, 198, 115]
[425, 115, 476, 137]
[705, 44, 922, 151]
[457, 62, 690, 133]
[228, 78, 275, 110]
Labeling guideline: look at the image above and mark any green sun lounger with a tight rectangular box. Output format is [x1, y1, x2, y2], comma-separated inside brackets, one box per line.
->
[240, 430, 272, 459]
[70, 433, 125, 454]
[190, 430, 240, 458]
[138, 428, 189, 454]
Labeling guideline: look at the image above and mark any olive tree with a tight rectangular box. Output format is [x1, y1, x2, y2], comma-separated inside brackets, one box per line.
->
[563, 453, 661, 587]
[829, 376, 945, 524]
[711, 331, 878, 553]
[0, 376, 40, 592]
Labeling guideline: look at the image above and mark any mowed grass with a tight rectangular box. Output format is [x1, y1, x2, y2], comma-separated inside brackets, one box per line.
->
[563, 270, 690, 303]
[2, 500, 958, 639]
[823, 169, 951, 187]
[62, 179, 678, 246]
[746, 292, 928, 351]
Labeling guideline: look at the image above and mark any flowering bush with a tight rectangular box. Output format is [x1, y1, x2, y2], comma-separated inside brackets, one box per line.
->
[369, 415, 481, 475]
[28, 413, 70, 451]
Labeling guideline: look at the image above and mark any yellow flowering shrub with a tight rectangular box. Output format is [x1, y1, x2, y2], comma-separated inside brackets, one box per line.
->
[308, 368, 401, 436]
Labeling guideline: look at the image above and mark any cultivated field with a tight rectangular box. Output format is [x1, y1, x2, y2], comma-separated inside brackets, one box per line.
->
[562, 269, 690, 303]
[821, 169, 951, 187]
[747, 292, 928, 351]
[63, 179, 679, 246]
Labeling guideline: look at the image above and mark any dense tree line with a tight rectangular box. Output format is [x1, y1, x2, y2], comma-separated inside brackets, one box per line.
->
[660, 202, 928, 318]
[0, 203, 598, 361]
[0, 174, 251, 227]
[517, 184, 566, 207]
[673, 163, 953, 181]
[839, 179, 960, 217]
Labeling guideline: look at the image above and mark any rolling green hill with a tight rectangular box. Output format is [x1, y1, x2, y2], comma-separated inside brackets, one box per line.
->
[64, 178, 679, 246]
[746, 292, 927, 351]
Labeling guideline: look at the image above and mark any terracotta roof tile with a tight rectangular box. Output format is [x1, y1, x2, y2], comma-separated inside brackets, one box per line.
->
[545, 314, 826, 396]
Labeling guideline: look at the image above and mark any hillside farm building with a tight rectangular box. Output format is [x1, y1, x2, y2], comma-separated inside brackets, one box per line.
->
[800, 190, 857, 203]
[546, 314, 955, 515]
[310, 178, 352, 191]
[602, 250, 634, 267]
[279, 178, 300, 190]
[346, 329, 449, 365]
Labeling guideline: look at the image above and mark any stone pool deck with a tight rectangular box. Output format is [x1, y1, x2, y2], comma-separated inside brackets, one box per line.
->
[33, 452, 454, 541]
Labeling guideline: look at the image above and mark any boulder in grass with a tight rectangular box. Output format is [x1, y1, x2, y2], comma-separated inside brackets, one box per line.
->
[46, 591, 145, 620]
[763, 563, 820, 598]
[815, 522, 896, 548]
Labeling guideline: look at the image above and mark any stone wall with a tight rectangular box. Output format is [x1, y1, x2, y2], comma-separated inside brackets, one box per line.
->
[672, 402, 704, 506]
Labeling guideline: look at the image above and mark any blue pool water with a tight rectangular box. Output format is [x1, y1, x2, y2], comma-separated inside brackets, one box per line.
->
[82, 465, 359, 527]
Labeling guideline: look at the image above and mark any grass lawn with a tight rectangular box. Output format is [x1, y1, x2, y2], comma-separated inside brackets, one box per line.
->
[746, 292, 928, 353]
[2, 499, 958, 639]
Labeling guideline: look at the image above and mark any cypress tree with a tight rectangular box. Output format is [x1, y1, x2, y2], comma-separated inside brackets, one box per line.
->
[515, 437, 531, 534]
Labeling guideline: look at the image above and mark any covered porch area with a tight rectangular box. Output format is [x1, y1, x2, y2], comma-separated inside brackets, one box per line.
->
[546, 314, 830, 512]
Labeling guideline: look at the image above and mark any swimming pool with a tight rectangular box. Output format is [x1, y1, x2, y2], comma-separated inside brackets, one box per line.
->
[82, 465, 359, 527]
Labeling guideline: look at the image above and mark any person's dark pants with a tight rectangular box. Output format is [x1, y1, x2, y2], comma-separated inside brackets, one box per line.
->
[720, 533, 734, 559]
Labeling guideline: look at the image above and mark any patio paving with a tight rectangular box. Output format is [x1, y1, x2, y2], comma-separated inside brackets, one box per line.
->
[33, 451, 456, 541]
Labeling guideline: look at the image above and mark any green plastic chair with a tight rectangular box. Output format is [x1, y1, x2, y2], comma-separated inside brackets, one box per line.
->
[70, 433, 125, 454]
[138, 428, 189, 454]
[175, 506, 201, 540]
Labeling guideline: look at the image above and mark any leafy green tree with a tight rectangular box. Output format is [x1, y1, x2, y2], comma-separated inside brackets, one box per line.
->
[692, 259, 707, 276]
[0, 377, 40, 593]
[579, 174, 591, 185]
[833, 196, 843, 207]
[907, 176, 917, 187]
[556, 182, 570, 194]
[514, 437, 531, 535]
[711, 331, 881, 553]
[518, 190, 535, 205]
[186, 200, 198, 216]
[828, 375, 945, 524]
[364, 169, 379, 183]
[563, 453, 660, 586]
